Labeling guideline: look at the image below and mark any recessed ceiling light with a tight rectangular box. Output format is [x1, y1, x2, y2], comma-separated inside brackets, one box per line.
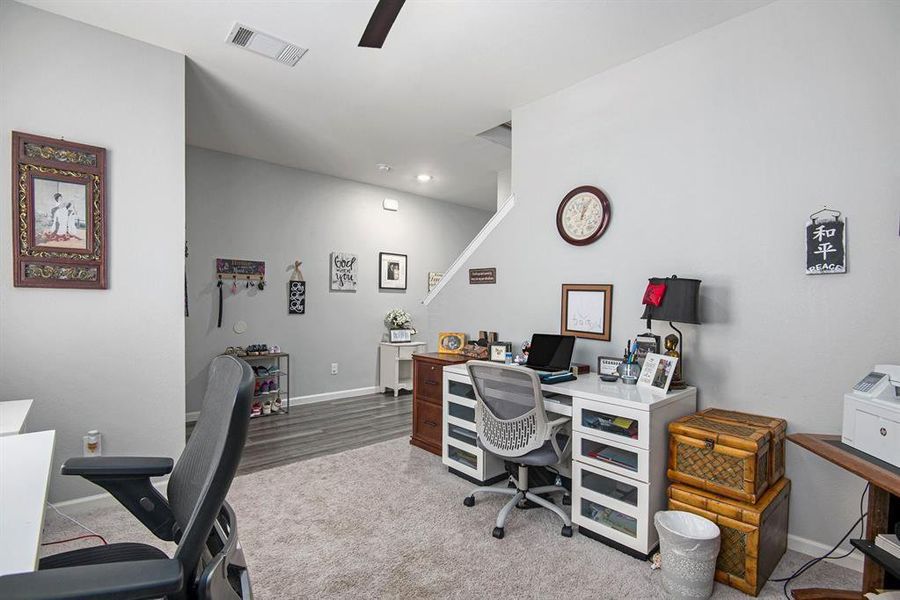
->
[377, 163, 392, 172]
[416, 174, 433, 182]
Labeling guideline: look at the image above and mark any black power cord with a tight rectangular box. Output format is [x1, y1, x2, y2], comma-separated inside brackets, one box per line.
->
[770, 483, 869, 599]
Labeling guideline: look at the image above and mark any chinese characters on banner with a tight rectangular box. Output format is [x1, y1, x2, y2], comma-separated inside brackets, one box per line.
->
[806, 218, 846, 275]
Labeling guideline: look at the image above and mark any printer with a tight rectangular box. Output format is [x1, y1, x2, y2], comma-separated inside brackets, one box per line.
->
[842, 364, 900, 467]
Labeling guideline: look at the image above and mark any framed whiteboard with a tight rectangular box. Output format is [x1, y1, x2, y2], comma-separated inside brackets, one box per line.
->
[560, 284, 613, 341]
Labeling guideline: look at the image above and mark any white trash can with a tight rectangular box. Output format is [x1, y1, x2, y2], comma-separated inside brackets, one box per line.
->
[654, 510, 721, 600]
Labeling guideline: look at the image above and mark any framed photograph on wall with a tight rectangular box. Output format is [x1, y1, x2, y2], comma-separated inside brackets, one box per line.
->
[11, 131, 107, 288]
[379, 252, 407, 290]
[560, 284, 613, 341]
[637, 353, 678, 394]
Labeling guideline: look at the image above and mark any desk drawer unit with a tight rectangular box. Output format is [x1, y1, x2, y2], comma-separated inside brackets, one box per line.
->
[574, 397, 649, 450]
[442, 371, 505, 484]
[410, 353, 468, 456]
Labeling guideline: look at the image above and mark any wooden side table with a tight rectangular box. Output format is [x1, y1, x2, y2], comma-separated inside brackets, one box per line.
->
[410, 352, 469, 456]
[788, 433, 900, 599]
[379, 342, 425, 397]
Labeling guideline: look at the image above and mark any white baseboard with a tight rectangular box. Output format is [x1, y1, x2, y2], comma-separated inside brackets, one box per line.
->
[787, 533, 863, 573]
[185, 386, 382, 422]
[50, 478, 169, 516]
[289, 386, 381, 406]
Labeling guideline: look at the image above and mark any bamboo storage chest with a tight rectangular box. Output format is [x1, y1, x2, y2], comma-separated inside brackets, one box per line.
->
[668, 478, 790, 596]
[668, 411, 778, 503]
[699, 408, 787, 487]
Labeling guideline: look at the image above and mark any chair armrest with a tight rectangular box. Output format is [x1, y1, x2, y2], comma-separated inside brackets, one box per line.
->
[0, 559, 182, 600]
[61, 456, 173, 478]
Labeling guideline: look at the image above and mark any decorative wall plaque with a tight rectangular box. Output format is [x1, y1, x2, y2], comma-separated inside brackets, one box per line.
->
[12, 131, 107, 288]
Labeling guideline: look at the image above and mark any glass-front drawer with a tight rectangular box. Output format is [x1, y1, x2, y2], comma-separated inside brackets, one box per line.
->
[447, 379, 475, 400]
[580, 498, 637, 538]
[581, 469, 638, 507]
[447, 423, 477, 447]
[574, 398, 648, 449]
[448, 400, 475, 423]
[575, 430, 648, 482]
[447, 445, 478, 471]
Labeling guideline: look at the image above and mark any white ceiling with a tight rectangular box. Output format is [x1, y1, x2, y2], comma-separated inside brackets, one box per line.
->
[22, 0, 768, 210]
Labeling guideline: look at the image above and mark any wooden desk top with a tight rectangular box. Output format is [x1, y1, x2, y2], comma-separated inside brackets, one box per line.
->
[412, 352, 470, 365]
[788, 432, 900, 497]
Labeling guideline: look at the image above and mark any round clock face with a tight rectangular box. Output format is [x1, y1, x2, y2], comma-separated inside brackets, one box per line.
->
[556, 186, 611, 245]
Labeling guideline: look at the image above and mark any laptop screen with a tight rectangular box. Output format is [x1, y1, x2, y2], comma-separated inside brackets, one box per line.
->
[526, 334, 576, 371]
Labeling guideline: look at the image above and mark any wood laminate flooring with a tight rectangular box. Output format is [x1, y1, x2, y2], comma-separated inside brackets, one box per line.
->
[187, 391, 412, 475]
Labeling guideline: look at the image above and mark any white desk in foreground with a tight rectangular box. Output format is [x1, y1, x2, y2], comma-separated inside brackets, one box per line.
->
[441, 363, 696, 558]
[0, 399, 33, 436]
[0, 430, 56, 575]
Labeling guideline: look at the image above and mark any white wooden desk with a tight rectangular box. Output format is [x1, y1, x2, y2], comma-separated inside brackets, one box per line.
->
[0, 430, 56, 575]
[0, 399, 33, 436]
[441, 363, 696, 558]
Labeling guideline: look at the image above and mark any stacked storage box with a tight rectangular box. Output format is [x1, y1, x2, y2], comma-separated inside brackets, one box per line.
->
[666, 408, 789, 596]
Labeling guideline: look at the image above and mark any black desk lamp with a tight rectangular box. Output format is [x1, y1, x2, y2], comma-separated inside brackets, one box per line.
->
[640, 275, 701, 389]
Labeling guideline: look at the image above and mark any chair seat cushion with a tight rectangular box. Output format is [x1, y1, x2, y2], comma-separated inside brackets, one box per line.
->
[481, 433, 569, 466]
[40, 542, 168, 570]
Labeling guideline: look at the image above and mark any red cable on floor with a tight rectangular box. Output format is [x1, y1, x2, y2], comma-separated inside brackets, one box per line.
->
[41, 533, 107, 546]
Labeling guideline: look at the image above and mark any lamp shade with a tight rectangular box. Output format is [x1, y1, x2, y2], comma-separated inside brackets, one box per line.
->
[640, 276, 701, 324]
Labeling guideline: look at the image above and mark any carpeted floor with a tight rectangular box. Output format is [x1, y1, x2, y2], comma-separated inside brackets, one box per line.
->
[42, 437, 859, 599]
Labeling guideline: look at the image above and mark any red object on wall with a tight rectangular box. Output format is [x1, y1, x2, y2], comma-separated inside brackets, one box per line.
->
[642, 282, 667, 307]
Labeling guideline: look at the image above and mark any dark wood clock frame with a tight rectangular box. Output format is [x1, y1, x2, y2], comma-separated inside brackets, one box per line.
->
[556, 185, 611, 246]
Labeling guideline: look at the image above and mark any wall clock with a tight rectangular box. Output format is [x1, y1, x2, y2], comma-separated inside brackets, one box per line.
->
[556, 185, 611, 246]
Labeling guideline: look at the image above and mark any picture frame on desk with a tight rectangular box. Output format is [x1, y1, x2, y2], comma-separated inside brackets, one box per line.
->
[438, 332, 466, 354]
[598, 356, 623, 376]
[389, 329, 412, 343]
[637, 353, 678, 393]
[489, 342, 512, 362]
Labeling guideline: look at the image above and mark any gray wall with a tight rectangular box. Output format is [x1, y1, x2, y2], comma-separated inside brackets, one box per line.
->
[0, 2, 186, 502]
[185, 147, 490, 413]
[427, 0, 900, 554]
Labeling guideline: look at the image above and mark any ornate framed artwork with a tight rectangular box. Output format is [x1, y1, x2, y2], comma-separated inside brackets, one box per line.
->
[11, 132, 107, 288]
[560, 283, 613, 341]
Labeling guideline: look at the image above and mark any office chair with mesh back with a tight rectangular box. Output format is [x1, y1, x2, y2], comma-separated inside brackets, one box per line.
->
[462, 361, 573, 539]
[0, 354, 255, 600]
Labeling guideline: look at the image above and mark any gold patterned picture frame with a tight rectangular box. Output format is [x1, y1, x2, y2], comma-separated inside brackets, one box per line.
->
[12, 131, 107, 288]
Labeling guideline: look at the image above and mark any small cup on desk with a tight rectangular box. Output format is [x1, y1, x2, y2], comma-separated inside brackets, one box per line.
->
[617, 362, 641, 385]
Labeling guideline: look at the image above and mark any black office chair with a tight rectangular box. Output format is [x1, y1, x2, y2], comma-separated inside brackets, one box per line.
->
[0, 355, 256, 600]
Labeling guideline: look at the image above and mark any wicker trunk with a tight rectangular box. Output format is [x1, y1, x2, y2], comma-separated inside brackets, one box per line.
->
[697, 408, 787, 487]
[668, 412, 775, 503]
[668, 478, 790, 596]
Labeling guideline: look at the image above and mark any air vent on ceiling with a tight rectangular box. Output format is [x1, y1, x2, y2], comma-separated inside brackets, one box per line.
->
[225, 22, 308, 67]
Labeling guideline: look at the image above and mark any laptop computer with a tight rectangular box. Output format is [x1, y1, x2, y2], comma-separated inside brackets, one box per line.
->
[524, 334, 576, 374]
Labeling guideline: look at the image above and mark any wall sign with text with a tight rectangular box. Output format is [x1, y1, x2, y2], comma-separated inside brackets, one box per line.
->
[469, 267, 496, 284]
[330, 252, 358, 291]
[806, 217, 846, 275]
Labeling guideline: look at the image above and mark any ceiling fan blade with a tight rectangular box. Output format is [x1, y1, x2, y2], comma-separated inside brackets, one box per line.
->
[358, 0, 406, 48]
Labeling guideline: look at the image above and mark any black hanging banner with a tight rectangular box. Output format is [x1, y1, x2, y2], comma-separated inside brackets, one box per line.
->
[805, 213, 846, 275]
[288, 281, 306, 314]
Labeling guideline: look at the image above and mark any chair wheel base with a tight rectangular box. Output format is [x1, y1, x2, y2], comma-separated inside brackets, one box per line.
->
[492, 527, 505, 539]
[562, 494, 571, 506]
[561, 525, 573, 538]
[463, 496, 475, 507]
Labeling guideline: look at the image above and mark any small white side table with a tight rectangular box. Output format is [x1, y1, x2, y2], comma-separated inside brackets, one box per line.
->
[379, 342, 426, 397]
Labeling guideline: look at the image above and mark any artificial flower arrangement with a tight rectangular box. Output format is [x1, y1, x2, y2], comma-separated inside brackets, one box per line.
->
[384, 308, 415, 332]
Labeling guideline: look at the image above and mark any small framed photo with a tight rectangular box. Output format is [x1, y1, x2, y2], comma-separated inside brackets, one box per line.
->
[379, 252, 407, 290]
[637, 353, 678, 393]
[635, 333, 661, 364]
[490, 342, 512, 362]
[598, 356, 623, 376]
[561, 284, 613, 341]
[438, 332, 467, 354]
[389, 329, 412, 343]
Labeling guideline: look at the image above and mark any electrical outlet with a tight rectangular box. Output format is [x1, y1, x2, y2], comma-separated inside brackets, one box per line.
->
[331, 363, 338, 375]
